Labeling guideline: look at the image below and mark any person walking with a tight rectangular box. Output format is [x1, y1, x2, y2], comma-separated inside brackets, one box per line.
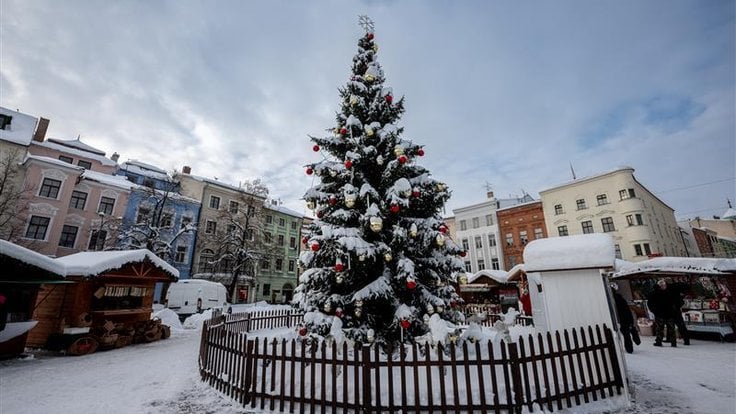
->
[612, 283, 640, 353]
[671, 284, 691, 345]
[647, 279, 678, 347]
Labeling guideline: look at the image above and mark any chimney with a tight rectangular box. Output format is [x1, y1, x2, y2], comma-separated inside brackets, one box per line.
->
[33, 117, 49, 142]
[486, 191, 494, 199]
[111, 152, 120, 162]
[182, 166, 191, 174]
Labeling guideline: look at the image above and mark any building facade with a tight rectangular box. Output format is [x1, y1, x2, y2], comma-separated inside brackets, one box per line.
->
[539, 167, 686, 261]
[497, 200, 547, 269]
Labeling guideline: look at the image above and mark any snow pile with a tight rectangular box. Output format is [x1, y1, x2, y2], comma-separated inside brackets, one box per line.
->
[153, 308, 184, 331]
[182, 310, 215, 329]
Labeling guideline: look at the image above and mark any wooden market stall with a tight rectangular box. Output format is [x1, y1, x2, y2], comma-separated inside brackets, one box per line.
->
[27, 250, 179, 355]
[613, 257, 736, 341]
[457, 270, 520, 314]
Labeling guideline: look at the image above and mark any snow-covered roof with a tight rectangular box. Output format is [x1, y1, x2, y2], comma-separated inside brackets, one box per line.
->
[264, 202, 304, 218]
[539, 166, 635, 194]
[48, 137, 106, 156]
[82, 169, 136, 190]
[55, 250, 179, 279]
[467, 269, 511, 285]
[496, 199, 541, 213]
[0, 239, 63, 276]
[506, 264, 526, 281]
[32, 140, 117, 166]
[613, 257, 736, 278]
[721, 208, 736, 220]
[523, 233, 616, 272]
[119, 160, 170, 180]
[0, 107, 38, 146]
[184, 173, 264, 198]
[24, 154, 85, 171]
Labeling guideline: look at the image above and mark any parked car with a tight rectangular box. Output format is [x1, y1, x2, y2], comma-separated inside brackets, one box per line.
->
[164, 279, 228, 319]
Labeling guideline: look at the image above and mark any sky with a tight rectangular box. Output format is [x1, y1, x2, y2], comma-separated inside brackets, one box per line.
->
[1, 1, 734, 220]
[1, 304, 734, 413]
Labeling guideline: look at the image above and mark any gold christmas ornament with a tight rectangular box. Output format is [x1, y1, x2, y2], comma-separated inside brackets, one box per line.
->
[358, 254, 366, 261]
[336, 274, 344, 284]
[350, 95, 358, 105]
[345, 193, 357, 208]
[376, 155, 384, 165]
[436, 306, 444, 313]
[365, 126, 374, 136]
[355, 308, 362, 318]
[409, 223, 418, 237]
[323, 302, 332, 313]
[372, 44, 378, 53]
[365, 74, 375, 82]
[436, 183, 447, 191]
[393, 145, 405, 156]
[306, 200, 315, 210]
[436, 233, 446, 246]
[426, 304, 435, 314]
[384, 252, 393, 262]
[369, 216, 383, 232]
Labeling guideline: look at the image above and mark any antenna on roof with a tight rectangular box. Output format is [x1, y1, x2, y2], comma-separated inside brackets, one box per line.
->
[483, 181, 493, 192]
[569, 161, 577, 180]
[728, 198, 733, 209]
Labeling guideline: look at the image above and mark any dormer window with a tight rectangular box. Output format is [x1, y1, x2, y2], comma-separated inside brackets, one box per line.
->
[77, 160, 92, 169]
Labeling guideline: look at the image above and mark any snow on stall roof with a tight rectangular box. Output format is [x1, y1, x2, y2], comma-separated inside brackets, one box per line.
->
[32, 139, 117, 166]
[82, 169, 136, 190]
[47, 137, 106, 156]
[0, 107, 38, 146]
[55, 250, 179, 279]
[0, 239, 64, 276]
[613, 256, 736, 278]
[467, 269, 511, 284]
[523, 233, 615, 272]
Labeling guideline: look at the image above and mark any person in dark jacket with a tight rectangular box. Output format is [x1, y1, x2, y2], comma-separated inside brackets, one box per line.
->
[612, 283, 640, 353]
[671, 284, 690, 345]
[647, 279, 678, 347]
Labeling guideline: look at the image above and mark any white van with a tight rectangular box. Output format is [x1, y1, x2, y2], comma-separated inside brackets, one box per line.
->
[165, 279, 228, 318]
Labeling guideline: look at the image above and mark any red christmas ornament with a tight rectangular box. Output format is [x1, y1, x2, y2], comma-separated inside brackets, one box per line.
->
[306, 167, 313, 175]
[313, 145, 320, 152]
[459, 251, 467, 257]
[317, 210, 324, 218]
[335, 308, 343, 318]
[329, 196, 337, 205]
[302, 236, 308, 244]
[439, 225, 448, 234]
[417, 148, 425, 156]
[335, 262, 344, 272]
[311, 242, 320, 252]
[298, 327, 307, 336]
[340, 127, 347, 135]
[344, 159, 353, 169]
[406, 279, 417, 290]
[386, 95, 393, 104]
[367, 33, 374, 40]
[398, 155, 407, 164]
[412, 188, 421, 198]
[400, 319, 411, 329]
[390, 204, 400, 214]
[710, 299, 720, 310]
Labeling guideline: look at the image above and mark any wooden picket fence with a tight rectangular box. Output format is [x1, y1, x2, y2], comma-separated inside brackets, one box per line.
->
[199, 309, 623, 413]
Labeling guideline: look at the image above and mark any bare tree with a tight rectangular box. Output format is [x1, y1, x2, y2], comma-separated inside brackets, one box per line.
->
[0, 148, 32, 241]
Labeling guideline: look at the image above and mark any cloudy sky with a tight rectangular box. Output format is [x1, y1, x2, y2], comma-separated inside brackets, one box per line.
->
[1, 1, 733, 220]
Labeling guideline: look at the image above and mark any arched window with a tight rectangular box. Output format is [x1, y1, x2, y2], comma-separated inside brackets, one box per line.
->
[198, 249, 215, 273]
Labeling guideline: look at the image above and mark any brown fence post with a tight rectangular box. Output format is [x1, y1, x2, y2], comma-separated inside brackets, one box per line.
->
[199, 320, 209, 379]
[242, 339, 255, 405]
[507, 342, 525, 414]
[362, 344, 372, 414]
[603, 325, 624, 390]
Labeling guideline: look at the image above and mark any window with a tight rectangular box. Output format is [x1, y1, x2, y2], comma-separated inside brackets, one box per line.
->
[290, 237, 297, 249]
[288, 260, 295, 272]
[209, 195, 221, 209]
[634, 244, 643, 256]
[205, 220, 217, 234]
[279, 218, 285, 227]
[474, 236, 482, 249]
[601, 217, 616, 232]
[506, 233, 514, 246]
[0, 114, 12, 130]
[58, 225, 78, 248]
[534, 228, 544, 239]
[59, 155, 73, 164]
[136, 207, 151, 224]
[554, 204, 564, 215]
[626, 214, 644, 226]
[488, 234, 497, 247]
[278, 234, 285, 246]
[175, 246, 186, 262]
[143, 178, 154, 188]
[265, 215, 273, 224]
[472, 217, 479, 229]
[275, 258, 283, 271]
[262, 284, 271, 296]
[88, 229, 107, 251]
[25, 216, 50, 239]
[491, 258, 499, 270]
[264, 232, 273, 244]
[519, 230, 528, 245]
[459, 220, 467, 231]
[181, 216, 192, 229]
[461, 239, 469, 250]
[596, 194, 608, 206]
[261, 259, 270, 270]
[576, 199, 587, 210]
[558, 225, 569, 236]
[485, 214, 494, 226]
[160, 212, 173, 228]
[581, 220, 594, 234]
[477, 259, 485, 270]
[643, 243, 651, 256]
[98, 196, 115, 215]
[77, 160, 92, 169]
[198, 249, 215, 273]
[619, 188, 636, 200]
[614, 244, 622, 259]
[69, 191, 88, 210]
[39, 178, 62, 198]
[229, 200, 239, 213]
[291, 221, 298, 230]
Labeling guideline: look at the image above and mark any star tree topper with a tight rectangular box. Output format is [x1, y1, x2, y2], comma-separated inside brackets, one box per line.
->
[358, 15, 375, 33]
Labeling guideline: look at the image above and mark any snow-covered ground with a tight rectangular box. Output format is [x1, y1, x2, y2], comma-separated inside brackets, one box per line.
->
[1, 306, 734, 414]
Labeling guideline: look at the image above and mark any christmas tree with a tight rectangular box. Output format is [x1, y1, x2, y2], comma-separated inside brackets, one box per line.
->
[294, 16, 465, 347]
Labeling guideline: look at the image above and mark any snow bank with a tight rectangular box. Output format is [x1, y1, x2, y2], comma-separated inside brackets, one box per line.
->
[153, 308, 184, 331]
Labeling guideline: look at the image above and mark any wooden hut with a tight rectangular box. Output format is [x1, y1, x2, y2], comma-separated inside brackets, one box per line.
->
[27, 250, 178, 355]
[457, 269, 519, 314]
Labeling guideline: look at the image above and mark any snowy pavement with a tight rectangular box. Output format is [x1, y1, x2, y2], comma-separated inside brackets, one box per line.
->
[1, 323, 734, 414]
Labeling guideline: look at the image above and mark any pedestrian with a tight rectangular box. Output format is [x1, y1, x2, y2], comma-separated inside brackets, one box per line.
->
[647, 279, 678, 347]
[611, 283, 640, 353]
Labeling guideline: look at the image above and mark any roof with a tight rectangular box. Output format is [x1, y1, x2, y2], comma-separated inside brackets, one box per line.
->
[119, 160, 171, 181]
[264, 202, 304, 218]
[47, 137, 106, 156]
[55, 250, 179, 280]
[721, 208, 736, 220]
[539, 166, 635, 194]
[0, 239, 63, 277]
[32, 140, 117, 166]
[24, 154, 85, 171]
[182, 173, 265, 198]
[82, 169, 136, 190]
[467, 269, 511, 285]
[523, 233, 616, 272]
[0, 107, 38, 146]
[613, 257, 736, 279]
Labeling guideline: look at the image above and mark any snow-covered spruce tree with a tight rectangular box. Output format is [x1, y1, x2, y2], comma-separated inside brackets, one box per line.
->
[294, 19, 465, 348]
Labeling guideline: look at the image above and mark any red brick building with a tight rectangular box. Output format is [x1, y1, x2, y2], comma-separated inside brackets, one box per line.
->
[497, 200, 547, 269]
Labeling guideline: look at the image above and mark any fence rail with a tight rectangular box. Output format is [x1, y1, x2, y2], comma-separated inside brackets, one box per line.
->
[199, 309, 623, 413]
